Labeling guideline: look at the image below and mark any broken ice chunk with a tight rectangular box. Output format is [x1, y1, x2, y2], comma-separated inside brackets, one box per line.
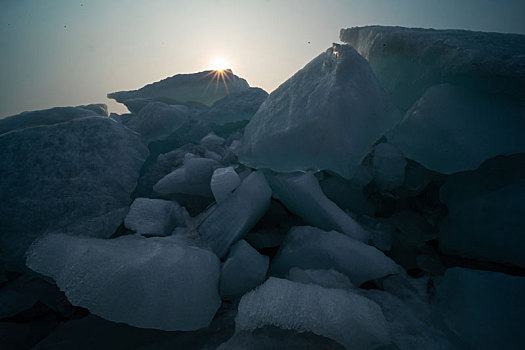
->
[198, 171, 272, 258]
[131, 102, 189, 142]
[268, 172, 369, 242]
[26, 234, 221, 331]
[436, 267, 525, 350]
[153, 157, 219, 197]
[210, 167, 241, 203]
[239, 44, 401, 179]
[220, 240, 269, 298]
[372, 142, 407, 191]
[236, 277, 390, 349]
[0, 114, 148, 265]
[124, 198, 186, 237]
[272, 226, 398, 286]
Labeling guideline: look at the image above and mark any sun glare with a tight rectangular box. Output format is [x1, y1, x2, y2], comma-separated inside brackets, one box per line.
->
[210, 58, 230, 72]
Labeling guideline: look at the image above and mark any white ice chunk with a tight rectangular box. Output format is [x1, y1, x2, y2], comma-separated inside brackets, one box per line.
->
[132, 102, 189, 142]
[124, 198, 185, 237]
[372, 142, 407, 191]
[436, 267, 525, 350]
[153, 157, 219, 197]
[210, 167, 241, 203]
[239, 44, 401, 179]
[268, 172, 369, 242]
[387, 84, 525, 174]
[26, 234, 221, 331]
[236, 277, 390, 349]
[0, 115, 148, 265]
[287, 268, 355, 290]
[198, 171, 271, 258]
[272, 226, 398, 286]
[220, 240, 269, 298]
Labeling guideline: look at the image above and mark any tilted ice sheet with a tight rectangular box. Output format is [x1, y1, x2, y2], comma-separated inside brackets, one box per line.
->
[340, 26, 525, 113]
[387, 84, 525, 174]
[26, 234, 221, 331]
[0, 114, 148, 264]
[236, 277, 390, 349]
[239, 44, 401, 179]
[271, 226, 398, 286]
[198, 171, 272, 258]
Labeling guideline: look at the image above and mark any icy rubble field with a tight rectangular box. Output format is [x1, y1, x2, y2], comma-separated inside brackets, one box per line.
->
[1, 26, 525, 349]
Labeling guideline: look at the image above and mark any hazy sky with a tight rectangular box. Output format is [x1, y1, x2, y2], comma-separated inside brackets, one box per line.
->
[1, 0, 524, 117]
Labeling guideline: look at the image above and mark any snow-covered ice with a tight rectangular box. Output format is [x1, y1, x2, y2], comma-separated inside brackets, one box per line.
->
[26, 233, 221, 331]
[340, 26, 525, 113]
[236, 277, 390, 349]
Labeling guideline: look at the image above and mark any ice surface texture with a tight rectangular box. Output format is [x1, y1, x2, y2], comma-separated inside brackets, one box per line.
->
[236, 277, 390, 349]
[340, 26, 525, 113]
[436, 267, 525, 350]
[0, 111, 148, 264]
[199, 171, 272, 258]
[239, 44, 401, 179]
[268, 172, 369, 241]
[108, 69, 250, 108]
[220, 240, 269, 298]
[272, 226, 398, 286]
[26, 234, 221, 331]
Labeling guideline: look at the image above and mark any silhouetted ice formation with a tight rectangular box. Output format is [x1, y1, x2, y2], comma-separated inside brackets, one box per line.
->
[0, 26, 524, 349]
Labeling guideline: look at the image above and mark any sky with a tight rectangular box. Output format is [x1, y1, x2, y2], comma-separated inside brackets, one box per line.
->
[1, 0, 524, 118]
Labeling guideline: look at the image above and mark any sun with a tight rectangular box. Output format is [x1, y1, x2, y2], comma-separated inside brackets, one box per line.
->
[210, 57, 230, 72]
